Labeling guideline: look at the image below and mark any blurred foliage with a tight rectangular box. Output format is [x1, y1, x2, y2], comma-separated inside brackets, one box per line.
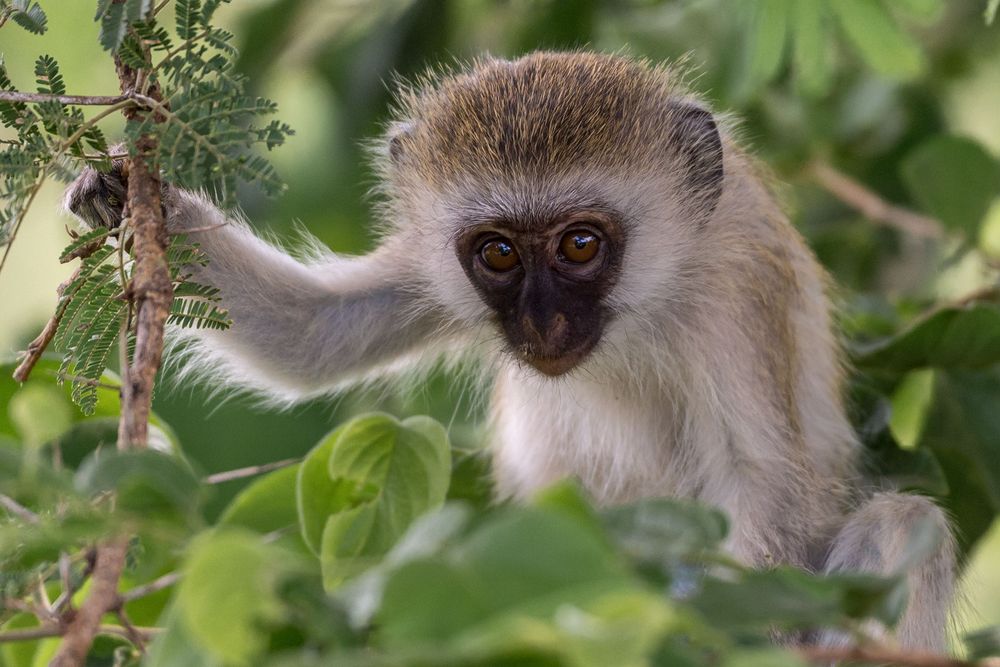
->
[3, 0, 1000, 664]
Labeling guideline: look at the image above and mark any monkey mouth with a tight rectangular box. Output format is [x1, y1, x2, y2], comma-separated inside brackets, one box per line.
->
[516, 340, 597, 377]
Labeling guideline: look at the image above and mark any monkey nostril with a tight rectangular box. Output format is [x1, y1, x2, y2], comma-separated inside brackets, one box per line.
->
[521, 312, 569, 350]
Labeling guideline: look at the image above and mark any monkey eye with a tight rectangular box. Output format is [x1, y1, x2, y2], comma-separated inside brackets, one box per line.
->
[480, 237, 520, 272]
[558, 230, 600, 264]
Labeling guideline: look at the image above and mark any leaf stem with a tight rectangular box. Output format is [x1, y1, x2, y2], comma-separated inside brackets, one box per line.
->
[204, 457, 301, 485]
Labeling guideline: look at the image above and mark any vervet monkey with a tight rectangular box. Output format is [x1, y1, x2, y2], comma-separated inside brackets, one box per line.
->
[66, 52, 955, 649]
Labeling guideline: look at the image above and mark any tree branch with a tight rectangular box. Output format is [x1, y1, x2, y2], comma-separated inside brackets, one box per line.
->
[807, 160, 944, 239]
[49, 539, 128, 667]
[0, 91, 130, 105]
[12, 267, 80, 382]
[114, 49, 172, 451]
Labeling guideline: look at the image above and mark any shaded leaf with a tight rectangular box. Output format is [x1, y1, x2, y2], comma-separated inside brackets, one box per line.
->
[901, 136, 1000, 235]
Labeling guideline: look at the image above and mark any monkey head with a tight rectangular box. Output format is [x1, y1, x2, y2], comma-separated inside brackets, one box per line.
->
[380, 52, 724, 377]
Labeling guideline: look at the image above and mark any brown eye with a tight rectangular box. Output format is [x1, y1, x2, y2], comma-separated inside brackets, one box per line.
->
[480, 237, 520, 271]
[559, 230, 600, 263]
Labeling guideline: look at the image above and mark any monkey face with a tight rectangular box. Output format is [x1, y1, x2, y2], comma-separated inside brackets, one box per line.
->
[455, 209, 625, 376]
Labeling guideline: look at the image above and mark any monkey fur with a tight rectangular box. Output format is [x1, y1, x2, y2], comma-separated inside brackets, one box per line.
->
[65, 52, 955, 649]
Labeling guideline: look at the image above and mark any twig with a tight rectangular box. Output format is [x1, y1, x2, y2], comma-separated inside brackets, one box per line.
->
[0, 624, 161, 644]
[120, 571, 180, 602]
[807, 161, 943, 239]
[0, 91, 130, 105]
[204, 457, 301, 484]
[797, 644, 969, 667]
[115, 608, 146, 652]
[49, 538, 129, 667]
[0, 493, 38, 522]
[12, 267, 81, 382]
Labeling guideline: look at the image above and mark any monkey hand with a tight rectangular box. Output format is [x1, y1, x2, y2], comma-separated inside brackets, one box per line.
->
[64, 151, 176, 231]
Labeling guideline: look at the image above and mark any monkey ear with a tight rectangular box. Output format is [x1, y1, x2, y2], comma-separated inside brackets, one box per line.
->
[667, 103, 724, 221]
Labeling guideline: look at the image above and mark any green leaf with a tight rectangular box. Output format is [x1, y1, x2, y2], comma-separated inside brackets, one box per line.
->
[8, 1, 47, 34]
[296, 413, 450, 589]
[602, 498, 729, 565]
[176, 530, 284, 665]
[97, 2, 129, 52]
[988, 0, 1000, 25]
[8, 383, 73, 445]
[855, 300, 1000, 373]
[830, 0, 924, 80]
[33, 55, 64, 96]
[740, 0, 791, 94]
[918, 370, 1000, 553]
[901, 136, 1000, 235]
[966, 626, 1000, 660]
[75, 449, 202, 522]
[218, 464, 309, 553]
[790, 0, 832, 96]
[690, 567, 902, 632]
[176, 0, 202, 39]
[377, 506, 672, 666]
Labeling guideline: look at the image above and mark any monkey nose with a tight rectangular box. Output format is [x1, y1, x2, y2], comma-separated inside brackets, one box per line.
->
[521, 312, 569, 350]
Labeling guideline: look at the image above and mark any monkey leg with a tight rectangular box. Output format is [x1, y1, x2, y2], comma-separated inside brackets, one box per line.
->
[820, 492, 956, 650]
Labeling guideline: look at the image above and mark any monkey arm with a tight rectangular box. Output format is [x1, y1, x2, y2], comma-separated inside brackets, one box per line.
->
[162, 190, 448, 399]
[64, 167, 447, 399]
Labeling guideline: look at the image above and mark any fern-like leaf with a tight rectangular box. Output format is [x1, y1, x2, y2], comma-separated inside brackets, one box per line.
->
[59, 227, 114, 263]
[8, 0, 47, 34]
[33, 55, 65, 95]
[169, 297, 231, 330]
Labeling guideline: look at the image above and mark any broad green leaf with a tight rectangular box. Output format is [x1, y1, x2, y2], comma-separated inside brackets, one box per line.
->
[176, 530, 284, 665]
[219, 464, 309, 551]
[378, 507, 636, 645]
[75, 449, 202, 522]
[603, 498, 728, 566]
[337, 503, 473, 629]
[377, 506, 676, 666]
[690, 567, 902, 632]
[145, 607, 222, 667]
[919, 370, 1000, 553]
[855, 301, 1000, 372]
[901, 136, 1000, 234]
[8, 383, 72, 446]
[830, 0, 924, 80]
[740, 0, 791, 94]
[988, 0, 1000, 25]
[1, 614, 42, 667]
[893, 0, 944, 23]
[296, 413, 450, 589]
[966, 626, 1000, 660]
[791, 0, 832, 96]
